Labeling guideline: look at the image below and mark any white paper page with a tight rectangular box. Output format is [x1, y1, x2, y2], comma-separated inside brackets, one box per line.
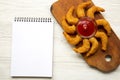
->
[11, 19, 53, 77]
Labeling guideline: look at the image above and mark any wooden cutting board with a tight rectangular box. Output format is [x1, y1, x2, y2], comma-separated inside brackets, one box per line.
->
[51, 0, 120, 72]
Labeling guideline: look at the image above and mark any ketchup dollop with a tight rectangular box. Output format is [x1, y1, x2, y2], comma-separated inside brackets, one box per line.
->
[77, 17, 97, 38]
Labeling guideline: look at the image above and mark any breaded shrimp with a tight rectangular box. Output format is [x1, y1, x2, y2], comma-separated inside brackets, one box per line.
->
[61, 17, 76, 34]
[63, 32, 82, 45]
[86, 37, 99, 57]
[73, 39, 90, 53]
[96, 19, 111, 36]
[66, 6, 79, 25]
[76, 1, 91, 18]
[87, 6, 105, 19]
[95, 31, 108, 51]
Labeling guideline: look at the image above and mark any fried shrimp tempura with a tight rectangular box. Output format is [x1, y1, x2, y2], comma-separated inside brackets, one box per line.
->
[86, 37, 99, 57]
[60, 1, 111, 58]
[61, 17, 76, 34]
[63, 32, 82, 45]
[66, 6, 79, 25]
[87, 6, 105, 19]
[74, 39, 90, 53]
[96, 19, 111, 36]
[76, 1, 91, 18]
[95, 31, 108, 51]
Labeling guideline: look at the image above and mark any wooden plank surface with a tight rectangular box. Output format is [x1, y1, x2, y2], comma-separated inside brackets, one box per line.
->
[0, 0, 120, 80]
[51, 0, 120, 72]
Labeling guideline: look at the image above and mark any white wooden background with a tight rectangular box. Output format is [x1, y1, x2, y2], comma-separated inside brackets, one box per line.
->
[0, 0, 120, 80]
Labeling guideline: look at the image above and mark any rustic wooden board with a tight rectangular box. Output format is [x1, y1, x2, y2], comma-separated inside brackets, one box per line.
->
[51, 0, 120, 72]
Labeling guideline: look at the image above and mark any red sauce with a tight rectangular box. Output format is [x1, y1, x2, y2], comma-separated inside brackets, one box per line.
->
[77, 17, 97, 38]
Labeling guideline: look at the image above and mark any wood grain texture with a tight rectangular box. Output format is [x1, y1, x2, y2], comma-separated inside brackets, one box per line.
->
[0, 0, 120, 80]
[51, 0, 120, 72]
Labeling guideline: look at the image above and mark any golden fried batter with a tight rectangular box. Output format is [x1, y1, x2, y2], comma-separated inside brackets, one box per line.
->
[87, 6, 105, 19]
[63, 32, 82, 45]
[61, 17, 76, 34]
[95, 31, 108, 51]
[73, 39, 90, 53]
[66, 6, 79, 25]
[60, 1, 111, 58]
[86, 37, 99, 57]
[76, 1, 91, 18]
[96, 19, 111, 36]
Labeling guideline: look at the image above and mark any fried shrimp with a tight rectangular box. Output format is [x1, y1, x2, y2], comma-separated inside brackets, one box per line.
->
[87, 6, 105, 19]
[96, 19, 111, 36]
[60, 1, 111, 58]
[61, 18, 76, 34]
[86, 37, 99, 57]
[76, 1, 91, 18]
[73, 39, 90, 53]
[63, 32, 82, 45]
[66, 6, 79, 25]
[95, 31, 108, 51]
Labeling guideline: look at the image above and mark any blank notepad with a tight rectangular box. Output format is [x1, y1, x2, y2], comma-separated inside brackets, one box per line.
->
[11, 17, 53, 77]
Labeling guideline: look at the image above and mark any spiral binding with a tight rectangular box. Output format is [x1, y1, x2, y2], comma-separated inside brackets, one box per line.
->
[14, 17, 52, 22]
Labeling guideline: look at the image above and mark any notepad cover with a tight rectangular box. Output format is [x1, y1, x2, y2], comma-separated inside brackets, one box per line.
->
[11, 17, 53, 77]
